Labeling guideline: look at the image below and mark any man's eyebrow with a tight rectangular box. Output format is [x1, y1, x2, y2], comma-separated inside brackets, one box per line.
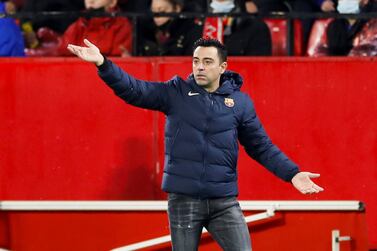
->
[192, 57, 215, 61]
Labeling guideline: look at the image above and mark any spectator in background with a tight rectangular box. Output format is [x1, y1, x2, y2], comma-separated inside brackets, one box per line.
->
[307, 0, 377, 56]
[0, 1, 25, 56]
[326, 0, 376, 55]
[57, 0, 132, 56]
[2, 0, 17, 13]
[21, 0, 84, 49]
[241, 0, 337, 50]
[138, 0, 203, 56]
[204, 0, 272, 56]
[290, 0, 336, 49]
[350, 18, 377, 56]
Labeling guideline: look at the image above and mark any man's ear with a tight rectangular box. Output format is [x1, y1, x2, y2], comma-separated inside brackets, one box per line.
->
[220, 62, 228, 74]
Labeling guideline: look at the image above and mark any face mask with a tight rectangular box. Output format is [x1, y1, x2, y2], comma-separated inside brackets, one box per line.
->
[84, 7, 106, 19]
[337, 0, 360, 14]
[210, 0, 235, 13]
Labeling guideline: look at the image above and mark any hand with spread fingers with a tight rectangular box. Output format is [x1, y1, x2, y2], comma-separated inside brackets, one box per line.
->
[67, 39, 104, 66]
[291, 172, 324, 194]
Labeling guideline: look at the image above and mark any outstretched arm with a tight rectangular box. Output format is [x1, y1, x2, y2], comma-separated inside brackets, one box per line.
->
[67, 39, 104, 66]
[238, 96, 324, 195]
[67, 39, 175, 113]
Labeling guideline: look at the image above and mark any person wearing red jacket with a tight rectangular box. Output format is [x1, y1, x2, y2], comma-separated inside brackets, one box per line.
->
[58, 0, 132, 56]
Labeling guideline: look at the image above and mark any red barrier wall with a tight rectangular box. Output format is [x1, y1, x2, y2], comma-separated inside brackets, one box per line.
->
[0, 57, 376, 248]
[0, 210, 369, 251]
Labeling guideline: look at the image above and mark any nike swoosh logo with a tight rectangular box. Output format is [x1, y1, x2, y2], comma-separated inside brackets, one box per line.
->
[188, 91, 200, 96]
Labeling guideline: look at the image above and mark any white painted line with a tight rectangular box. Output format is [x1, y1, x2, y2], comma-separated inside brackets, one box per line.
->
[0, 200, 362, 211]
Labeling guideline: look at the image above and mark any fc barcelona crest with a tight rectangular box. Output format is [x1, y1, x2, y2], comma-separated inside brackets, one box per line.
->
[224, 98, 235, 107]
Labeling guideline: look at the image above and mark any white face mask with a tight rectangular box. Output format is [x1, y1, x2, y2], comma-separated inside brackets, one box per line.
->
[337, 0, 360, 14]
[210, 0, 235, 13]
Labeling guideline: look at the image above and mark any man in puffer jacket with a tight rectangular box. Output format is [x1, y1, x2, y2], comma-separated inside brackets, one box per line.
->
[67, 37, 324, 250]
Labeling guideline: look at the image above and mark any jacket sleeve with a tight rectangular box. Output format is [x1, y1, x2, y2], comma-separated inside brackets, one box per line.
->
[238, 95, 299, 182]
[97, 58, 174, 113]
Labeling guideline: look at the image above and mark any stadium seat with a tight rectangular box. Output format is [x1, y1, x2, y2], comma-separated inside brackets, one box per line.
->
[306, 19, 333, 57]
[264, 19, 303, 56]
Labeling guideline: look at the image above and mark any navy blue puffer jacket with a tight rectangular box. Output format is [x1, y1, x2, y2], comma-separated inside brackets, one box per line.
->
[98, 59, 299, 199]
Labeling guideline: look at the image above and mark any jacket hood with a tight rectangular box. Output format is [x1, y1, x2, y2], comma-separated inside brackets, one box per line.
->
[220, 70, 243, 92]
[187, 70, 244, 94]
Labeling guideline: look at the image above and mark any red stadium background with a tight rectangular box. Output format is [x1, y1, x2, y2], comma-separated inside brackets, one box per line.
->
[0, 57, 376, 250]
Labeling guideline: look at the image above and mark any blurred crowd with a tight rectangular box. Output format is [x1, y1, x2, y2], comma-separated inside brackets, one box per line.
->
[1, 0, 377, 57]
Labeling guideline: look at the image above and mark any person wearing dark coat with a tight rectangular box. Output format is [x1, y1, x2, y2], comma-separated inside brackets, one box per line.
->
[242, 0, 337, 49]
[204, 0, 272, 56]
[326, 0, 377, 55]
[224, 17, 272, 56]
[138, 0, 203, 56]
[67, 36, 324, 250]
[290, 0, 336, 49]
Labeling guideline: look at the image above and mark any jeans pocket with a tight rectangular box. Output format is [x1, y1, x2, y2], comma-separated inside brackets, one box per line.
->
[168, 195, 202, 229]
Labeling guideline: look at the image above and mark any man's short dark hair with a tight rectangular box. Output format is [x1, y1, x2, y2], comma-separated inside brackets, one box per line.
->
[193, 38, 227, 63]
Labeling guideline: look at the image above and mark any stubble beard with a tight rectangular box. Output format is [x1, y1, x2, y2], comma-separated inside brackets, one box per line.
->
[195, 78, 211, 89]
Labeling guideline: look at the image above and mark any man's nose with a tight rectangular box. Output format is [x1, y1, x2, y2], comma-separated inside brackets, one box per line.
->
[197, 62, 205, 70]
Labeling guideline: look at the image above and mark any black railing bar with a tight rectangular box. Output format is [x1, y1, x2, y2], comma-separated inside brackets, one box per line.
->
[131, 15, 138, 56]
[286, 16, 294, 56]
[3, 11, 377, 20]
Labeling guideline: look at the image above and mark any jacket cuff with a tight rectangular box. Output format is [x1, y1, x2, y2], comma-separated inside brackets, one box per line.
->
[287, 169, 300, 182]
[96, 56, 110, 72]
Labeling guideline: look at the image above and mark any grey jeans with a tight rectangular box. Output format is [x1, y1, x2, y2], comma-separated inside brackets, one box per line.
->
[167, 193, 252, 251]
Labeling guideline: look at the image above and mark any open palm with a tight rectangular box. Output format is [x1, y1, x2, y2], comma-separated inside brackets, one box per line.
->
[291, 172, 324, 194]
[67, 39, 104, 66]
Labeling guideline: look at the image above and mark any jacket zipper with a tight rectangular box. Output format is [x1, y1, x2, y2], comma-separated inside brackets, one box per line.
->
[200, 93, 214, 195]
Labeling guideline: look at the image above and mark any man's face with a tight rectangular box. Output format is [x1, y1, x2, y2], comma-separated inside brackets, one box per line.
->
[85, 0, 116, 11]
[192, 46, 227, 91]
